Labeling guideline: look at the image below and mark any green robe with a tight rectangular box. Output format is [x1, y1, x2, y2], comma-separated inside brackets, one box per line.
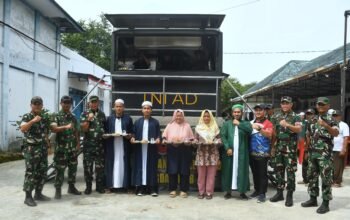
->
[220, 119, 252, 193]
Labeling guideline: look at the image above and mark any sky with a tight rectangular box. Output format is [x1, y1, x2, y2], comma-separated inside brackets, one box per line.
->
[56, 0, 350, 84]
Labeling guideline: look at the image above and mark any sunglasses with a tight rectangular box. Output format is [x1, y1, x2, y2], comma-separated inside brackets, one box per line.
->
[317, 103, 326, 106]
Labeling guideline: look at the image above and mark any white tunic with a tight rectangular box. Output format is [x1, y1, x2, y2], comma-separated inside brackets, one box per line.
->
[231, 126, 239, 190]
[113, 118, 124, 188]
[141, 119, 149, 185]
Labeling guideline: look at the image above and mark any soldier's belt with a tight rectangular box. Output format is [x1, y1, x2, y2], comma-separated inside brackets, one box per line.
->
[278, 137, 296, 141]
[318, 136, 332, 143]
[309, 148, 328, 154]
[23, 141, 44, 146]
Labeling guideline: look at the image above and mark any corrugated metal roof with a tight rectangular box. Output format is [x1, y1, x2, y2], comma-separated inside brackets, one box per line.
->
[245, 60, 309, 94]
[243, 43, 350, 97]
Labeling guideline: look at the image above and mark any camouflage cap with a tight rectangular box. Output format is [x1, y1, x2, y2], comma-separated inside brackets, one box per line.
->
[31, 96, 43, 105]
[89, 95, 99, 102]
[60, 95, 73, 103]
[332, 109, 341, 116]
[280, 96, 292, 103]
[306, 108, 315, 114]
[316, 97, 329, 105]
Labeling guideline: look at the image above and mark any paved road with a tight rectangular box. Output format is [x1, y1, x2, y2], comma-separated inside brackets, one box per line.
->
[0, 156, 349, 220]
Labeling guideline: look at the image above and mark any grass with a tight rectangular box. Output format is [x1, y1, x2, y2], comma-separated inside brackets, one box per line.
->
[0, 151, 23, 164]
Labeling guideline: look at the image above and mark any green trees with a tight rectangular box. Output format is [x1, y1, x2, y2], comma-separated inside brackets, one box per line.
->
[61, 15, 112, 71]
[220, 77, 256, 111]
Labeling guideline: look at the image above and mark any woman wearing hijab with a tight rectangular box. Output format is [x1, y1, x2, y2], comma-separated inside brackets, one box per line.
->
[162, 109, 194, 198]
[220, 104, 252, 200]
[194, 110, 221, 199]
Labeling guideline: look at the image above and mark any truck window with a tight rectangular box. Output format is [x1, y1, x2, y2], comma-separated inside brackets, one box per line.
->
[116, 35, 217, 72]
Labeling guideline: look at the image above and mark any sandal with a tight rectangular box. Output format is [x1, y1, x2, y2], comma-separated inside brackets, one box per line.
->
[198, 194, 204, 199]
[180, 191, 188, 198]
[206, 194, 213, 200]
[169, 191, 177, 198]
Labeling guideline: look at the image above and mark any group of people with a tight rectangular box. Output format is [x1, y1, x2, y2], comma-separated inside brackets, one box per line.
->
[19, 94, 344, 214]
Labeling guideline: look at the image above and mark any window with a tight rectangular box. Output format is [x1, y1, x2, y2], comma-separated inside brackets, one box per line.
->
[116, 35, 217, 72]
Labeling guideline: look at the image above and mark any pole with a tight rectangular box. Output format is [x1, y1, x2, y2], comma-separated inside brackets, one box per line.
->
[226, 79, 254, 112]
[72, 75, 110, 112]
[341, 10, 350, 119]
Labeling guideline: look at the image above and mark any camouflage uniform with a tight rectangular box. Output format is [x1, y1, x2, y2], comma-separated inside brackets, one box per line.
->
[51, 110, 79, 188]
[271, 110, 301, 192]
[80, 109, 106, 189]
[21, 110, 51, 192]
[306, 114, 338, 200]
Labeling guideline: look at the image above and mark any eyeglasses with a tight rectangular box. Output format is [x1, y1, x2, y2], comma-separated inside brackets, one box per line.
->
[317, 103, 326, 106]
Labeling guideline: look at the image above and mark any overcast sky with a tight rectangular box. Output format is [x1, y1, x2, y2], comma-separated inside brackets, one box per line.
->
[56, 0, 350, 84]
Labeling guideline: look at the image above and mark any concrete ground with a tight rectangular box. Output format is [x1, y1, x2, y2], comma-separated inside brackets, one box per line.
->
[0, 156, 349, 220]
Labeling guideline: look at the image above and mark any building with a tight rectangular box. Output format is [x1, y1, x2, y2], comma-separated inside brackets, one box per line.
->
[233, 43, 350, 120]
[0, 0, 111, 151]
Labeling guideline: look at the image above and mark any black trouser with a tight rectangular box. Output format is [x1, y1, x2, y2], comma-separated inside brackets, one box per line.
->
[250, 156, 268, 195]
[168, 174, 189, 192]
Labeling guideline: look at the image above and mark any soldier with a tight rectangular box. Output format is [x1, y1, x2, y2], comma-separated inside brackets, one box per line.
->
[301, 97, 339, 214]
[80, 95, 106, 194]
[269, 96, 301, 207]
[20, 96, 51, 207]
[51, 96, 81, 199]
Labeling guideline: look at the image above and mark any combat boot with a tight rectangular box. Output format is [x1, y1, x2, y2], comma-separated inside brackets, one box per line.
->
[301, 196, 318, 207]
[316, 200, 330, 214]
[285, 191, 293, 207]
[84, 183, 92, 195]
[269, 189, 284, 202]
[34, 190, 51, 201]
[68, 184, 82, 195]
[55, 188, 62, 199]
[24, 191, 37, 207]
[96, 186, 105, 194]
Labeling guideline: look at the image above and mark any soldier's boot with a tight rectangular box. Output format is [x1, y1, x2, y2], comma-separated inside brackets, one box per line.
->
[269, 189, 284, 202]
[34, 190, 51, 201]
[96, 186, 105, 194]
[55, 188, 62, 199]
[84, 183, 92, 195]
[24, 191, 37, 207]
[301, 196, 318, 207]
[285, 191, 293, 207]
[316, 200, 330, 214]
[68, 184, 82, 195]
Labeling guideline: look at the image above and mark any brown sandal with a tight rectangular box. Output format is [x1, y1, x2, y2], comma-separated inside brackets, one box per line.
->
[206, 194, 213, 200]
[198, 194, 204, 199]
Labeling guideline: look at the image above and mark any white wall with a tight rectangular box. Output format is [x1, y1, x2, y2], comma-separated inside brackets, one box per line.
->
[36, 17, 56, 68]
[9, 0, 35, 60]
[0, 0, 3, 46]
[8, 68, 34, 145]
[37, 75, 56, 112]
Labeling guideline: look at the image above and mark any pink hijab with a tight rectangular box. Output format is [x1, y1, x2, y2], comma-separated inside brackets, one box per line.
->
[162, 109, 194, 142]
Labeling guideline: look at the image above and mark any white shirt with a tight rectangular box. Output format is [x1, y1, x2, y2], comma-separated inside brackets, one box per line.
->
[333, 121, 349, 151]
